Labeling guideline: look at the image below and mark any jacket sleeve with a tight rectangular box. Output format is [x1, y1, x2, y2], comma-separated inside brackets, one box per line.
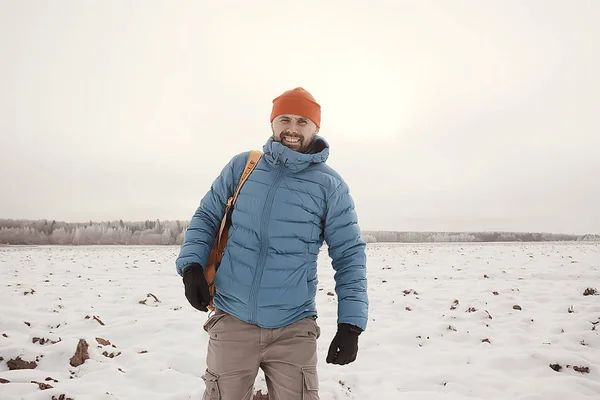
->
[323, 181, 369, 331]
[175, 152, 249, 276]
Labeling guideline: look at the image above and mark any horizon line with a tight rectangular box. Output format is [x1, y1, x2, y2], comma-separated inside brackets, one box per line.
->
[1, 217, 598, 237]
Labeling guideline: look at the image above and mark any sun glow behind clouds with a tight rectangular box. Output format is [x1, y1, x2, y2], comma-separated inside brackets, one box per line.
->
[318, 62, 407, 141]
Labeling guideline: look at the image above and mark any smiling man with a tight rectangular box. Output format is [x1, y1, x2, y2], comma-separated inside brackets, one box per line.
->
[176, 87, 368, 400]
[272, 114, 313, 152]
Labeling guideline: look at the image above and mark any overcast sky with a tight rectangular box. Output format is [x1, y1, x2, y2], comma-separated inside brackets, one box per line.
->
[1, 0, 599, 234]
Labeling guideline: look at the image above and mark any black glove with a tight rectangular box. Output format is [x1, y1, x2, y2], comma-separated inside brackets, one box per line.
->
[182, 263, 211, 312]
[326, 323, 362, 365]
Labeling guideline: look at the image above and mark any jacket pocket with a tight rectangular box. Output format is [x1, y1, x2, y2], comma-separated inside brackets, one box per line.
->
[301, 366, 319, 399]
[202, 369, 221, 400]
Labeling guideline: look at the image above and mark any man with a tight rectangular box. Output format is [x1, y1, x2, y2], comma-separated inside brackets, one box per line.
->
[176, 87, 368, 400]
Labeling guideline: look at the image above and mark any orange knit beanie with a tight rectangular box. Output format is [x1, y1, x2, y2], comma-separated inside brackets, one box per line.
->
[270, 87, 321, 128]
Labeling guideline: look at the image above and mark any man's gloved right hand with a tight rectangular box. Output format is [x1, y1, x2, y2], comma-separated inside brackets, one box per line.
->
[182, 263, 211, 312]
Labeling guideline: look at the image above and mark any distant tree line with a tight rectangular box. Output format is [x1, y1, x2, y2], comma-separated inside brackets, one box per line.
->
[361, 231, 600, 243]
[0, 219, 185, 245]
[0, 219, 598, 246]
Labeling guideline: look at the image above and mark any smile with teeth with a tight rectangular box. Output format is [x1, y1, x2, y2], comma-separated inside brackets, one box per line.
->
[283, 136, 301, 144]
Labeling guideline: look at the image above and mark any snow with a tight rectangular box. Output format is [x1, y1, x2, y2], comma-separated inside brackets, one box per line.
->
[1, 242, 599, 400]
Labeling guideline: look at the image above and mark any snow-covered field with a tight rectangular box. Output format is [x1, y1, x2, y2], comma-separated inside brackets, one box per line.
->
[1, 242, 599, 400]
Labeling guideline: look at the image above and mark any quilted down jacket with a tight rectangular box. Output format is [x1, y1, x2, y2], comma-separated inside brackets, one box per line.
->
[175, 135, 368, 331]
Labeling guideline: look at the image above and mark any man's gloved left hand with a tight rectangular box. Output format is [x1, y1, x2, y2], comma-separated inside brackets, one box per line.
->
[326, 323, 362, 365]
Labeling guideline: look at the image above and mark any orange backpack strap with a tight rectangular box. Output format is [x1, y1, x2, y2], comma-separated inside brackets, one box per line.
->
[231, 150, 262, 210]
[215, 150, 262, 248]
[205, 150, 262, 309]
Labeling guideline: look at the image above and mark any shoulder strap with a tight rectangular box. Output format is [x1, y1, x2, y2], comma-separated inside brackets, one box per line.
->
[229, 150, 262, 207]
[205, 150, 263, 307]
[216, 150, 262, 246]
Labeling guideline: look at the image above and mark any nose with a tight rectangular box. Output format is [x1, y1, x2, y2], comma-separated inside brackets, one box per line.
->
[288, 121, 299, 133]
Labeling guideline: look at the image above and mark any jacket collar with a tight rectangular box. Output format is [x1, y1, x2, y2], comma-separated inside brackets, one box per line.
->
[262, 135, 330, 172]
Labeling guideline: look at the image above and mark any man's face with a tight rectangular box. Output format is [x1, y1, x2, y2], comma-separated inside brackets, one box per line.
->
[272, 114, 319, 153]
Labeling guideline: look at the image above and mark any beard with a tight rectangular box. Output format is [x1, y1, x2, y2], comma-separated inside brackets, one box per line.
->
[276, 131, 307, 152]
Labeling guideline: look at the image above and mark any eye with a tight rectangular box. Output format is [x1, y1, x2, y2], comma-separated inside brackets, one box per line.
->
[298, 120, 307, 125]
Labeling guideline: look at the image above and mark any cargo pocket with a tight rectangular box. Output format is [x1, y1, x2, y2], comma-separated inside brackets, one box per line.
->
[201, 369, 220, 400]
[301, 366, 319, 400]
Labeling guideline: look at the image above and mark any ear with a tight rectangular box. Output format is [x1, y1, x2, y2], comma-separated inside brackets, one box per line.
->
[311, 120, 319, 135]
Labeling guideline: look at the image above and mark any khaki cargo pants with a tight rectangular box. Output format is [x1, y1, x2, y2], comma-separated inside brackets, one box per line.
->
[201, 309, 321, 400]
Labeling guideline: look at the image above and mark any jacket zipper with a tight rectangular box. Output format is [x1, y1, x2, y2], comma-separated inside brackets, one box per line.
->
[249, 165, 284, 324]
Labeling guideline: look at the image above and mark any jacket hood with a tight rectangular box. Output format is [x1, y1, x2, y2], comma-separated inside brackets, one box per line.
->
[263, 135, 330, 172]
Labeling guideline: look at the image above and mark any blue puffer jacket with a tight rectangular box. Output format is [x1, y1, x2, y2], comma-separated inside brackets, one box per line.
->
[176, 135, 368, 331]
